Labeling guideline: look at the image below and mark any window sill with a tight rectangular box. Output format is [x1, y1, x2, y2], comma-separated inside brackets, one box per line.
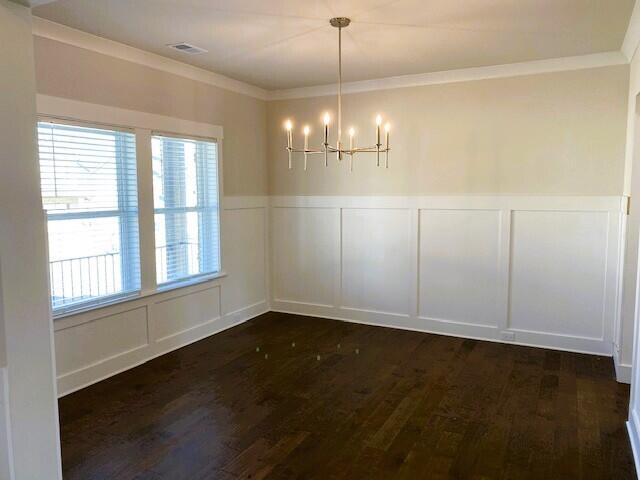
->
[53, 271, 228, 321]
[156, 272, 227, 293]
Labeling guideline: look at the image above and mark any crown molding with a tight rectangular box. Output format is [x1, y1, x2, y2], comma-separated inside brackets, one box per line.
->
[31, 17, 269, 101]
[268, 51, 628, 100]
[32, 17, 630, 103]
[623, 0, 640, 61]
[28, 0, 58, 6]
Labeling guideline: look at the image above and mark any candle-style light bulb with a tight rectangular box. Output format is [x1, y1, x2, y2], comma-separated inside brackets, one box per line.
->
[323, 113, 330, 167]
[303, 125, 310, 171]
[285, 120, 293, 169]
[376, 115, 382, 167]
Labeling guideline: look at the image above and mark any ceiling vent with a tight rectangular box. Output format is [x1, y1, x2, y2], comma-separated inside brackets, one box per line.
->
[167, 43, 208, 55]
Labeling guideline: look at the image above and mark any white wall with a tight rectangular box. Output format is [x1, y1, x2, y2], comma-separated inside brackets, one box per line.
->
[271, 196, 624, 356]
[0, 1, 61, 478]
[625, 220, 640, 470]
[619, 14, 640, 384]
[55, 196, 268, 396]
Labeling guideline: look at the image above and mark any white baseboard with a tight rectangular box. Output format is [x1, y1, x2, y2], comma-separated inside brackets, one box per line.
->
[0, 368, 14, 480]
[57, 301, 268, 397]
[628, 410, 640, 478]
[615, 349, 633, 384]
[271, 300, 613, 357]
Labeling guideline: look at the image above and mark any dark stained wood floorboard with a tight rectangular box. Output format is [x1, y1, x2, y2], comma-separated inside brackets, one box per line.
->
[58, 312, 636, 480]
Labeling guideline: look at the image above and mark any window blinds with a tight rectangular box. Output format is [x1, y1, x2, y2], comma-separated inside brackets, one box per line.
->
[37, 121, 141, 312]
[152, 135, 220, 284]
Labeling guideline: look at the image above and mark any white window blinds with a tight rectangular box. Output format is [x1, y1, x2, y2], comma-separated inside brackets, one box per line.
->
[37, 121, 141, 313]
[152, 135, 220, 284]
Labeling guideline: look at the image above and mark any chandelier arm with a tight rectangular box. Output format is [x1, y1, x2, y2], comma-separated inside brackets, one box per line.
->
[290, 146, 390, 154]
[287, 148, 327, 155]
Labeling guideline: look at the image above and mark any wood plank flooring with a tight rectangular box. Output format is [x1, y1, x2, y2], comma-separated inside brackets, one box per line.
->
[59, 312, 636, 479]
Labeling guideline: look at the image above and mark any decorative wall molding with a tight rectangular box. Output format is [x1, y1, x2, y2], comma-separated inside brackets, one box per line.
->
[269, 195, 627, 212]
[55, 197, 269, 396]
[269, 52, 628, 100]
[54, 193, 630, 396]
[270, 195, 626, 360]
[31, 17, 269, 101]
[33, 18, 629, 103]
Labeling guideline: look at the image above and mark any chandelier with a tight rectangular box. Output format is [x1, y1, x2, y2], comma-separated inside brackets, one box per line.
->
[284, 17, 391, 171]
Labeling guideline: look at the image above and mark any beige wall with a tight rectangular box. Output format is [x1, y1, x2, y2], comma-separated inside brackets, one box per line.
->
[267, 66, 629, 196]
[33, 36, 268, 196]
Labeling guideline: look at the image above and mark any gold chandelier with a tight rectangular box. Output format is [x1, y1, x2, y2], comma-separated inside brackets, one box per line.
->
[284, 17, 391, 171]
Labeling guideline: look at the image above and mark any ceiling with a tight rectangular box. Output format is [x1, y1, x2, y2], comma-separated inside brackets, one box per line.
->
[33, 0, 636, 91]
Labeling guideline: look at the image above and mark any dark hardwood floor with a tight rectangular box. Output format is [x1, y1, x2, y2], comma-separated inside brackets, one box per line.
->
[59, 312, 636, 479]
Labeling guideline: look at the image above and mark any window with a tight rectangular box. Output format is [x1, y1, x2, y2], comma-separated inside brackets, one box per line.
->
[152, 135, 220, 285]
[37, 121, 141, 313]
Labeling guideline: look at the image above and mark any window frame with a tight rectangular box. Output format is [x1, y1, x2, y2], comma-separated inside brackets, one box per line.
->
[151, 132, 222, 287]
[35, 100, 225, 320]
[37, 118, 142, 315]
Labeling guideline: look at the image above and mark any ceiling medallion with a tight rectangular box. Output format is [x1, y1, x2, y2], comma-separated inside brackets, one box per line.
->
[284, 17, 391, 171]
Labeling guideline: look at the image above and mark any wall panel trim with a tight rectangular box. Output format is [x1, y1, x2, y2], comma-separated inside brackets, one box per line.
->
[270, 195, 626, 368]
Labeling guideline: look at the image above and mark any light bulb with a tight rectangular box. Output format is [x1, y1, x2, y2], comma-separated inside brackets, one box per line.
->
[285, 119, 292, 131]
[324, 112, 331, 125]
[376, 115, 382, 126]
[385, 123, 391, 132]
[303, 125, 310, 135]
[349, 127, 355, 137]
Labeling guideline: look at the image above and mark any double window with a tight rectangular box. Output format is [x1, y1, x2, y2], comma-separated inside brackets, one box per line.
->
[37, 121, 221, 315]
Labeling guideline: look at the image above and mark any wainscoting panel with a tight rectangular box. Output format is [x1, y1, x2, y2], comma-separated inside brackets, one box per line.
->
[419, 209, 501, 327]
[151, 285, 221, 342]
[270, 196, 625, 359]
[509, 210, 609, 339]
[272, 207, 339, 307]
[222, 206, 267, 314]
[55, 306, 149, 377]
[54, 196, 269, 396]
[341, 208, 412, 315]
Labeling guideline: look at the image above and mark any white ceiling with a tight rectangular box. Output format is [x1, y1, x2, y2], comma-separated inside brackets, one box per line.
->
[33, 0, 636, 91]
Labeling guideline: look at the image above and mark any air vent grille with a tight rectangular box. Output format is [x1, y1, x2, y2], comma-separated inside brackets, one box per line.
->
[167, 43, 208, 55]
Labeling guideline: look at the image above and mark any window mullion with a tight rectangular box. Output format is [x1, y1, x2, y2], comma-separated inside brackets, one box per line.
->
[135, 128, 157, 293]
